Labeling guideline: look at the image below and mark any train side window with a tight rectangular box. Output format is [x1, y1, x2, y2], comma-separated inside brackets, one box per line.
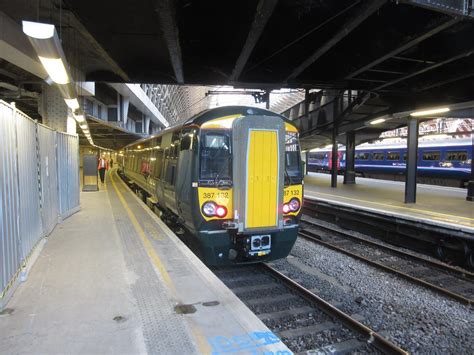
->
[355, 152, 369, 160]
[372, 152, 384, 160]
[165, 164, 175, 185]
[386, 152, 400, 160]
[153, 150, 163, 178]
[422, 151, 440, 161]
[180, 133, 195, 151]
[403, 153, 407, 161]
[446, 151, 467, 161]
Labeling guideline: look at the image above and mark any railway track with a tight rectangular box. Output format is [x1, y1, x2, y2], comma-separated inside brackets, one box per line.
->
[299, 217, 474, 306]
[302, 198, 474, 268]
[214, 264, 407, 354]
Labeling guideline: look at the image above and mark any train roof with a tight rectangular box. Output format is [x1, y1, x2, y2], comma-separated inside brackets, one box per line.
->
[123, 105, 298, 150]
[184, 105, 287, 126]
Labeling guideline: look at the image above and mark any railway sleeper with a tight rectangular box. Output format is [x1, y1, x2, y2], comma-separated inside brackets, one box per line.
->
[303, 338, 368, 355]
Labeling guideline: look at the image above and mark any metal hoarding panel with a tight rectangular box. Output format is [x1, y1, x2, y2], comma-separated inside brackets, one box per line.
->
[0, 101, 79, 308]
[56, 132, 80, 218]
[15, 109, 43, 261]
[37, 125, 59, 236]
[0, 101, 21, 299]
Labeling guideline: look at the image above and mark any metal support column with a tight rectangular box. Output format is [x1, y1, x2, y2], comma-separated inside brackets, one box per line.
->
[304, 88, 311, 131]
[331, 97, 339, 188]
[265, 91, 270, 109]
[344, 131, 356, 184]
[467, 133, 474, 201]
[404, 117, 419, 203]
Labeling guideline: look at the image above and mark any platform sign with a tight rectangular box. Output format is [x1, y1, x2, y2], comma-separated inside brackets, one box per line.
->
[83, 154, 99, 191]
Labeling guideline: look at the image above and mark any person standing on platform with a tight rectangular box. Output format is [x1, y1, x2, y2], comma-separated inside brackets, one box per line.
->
[98, 155, 109, 184]
[110, 158, 114, 168]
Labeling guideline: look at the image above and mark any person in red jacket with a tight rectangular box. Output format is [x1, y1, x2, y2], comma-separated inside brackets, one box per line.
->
[98, 155, 109, 184]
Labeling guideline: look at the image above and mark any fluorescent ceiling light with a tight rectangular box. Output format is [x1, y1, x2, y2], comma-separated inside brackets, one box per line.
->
[65, 98, 79, 110]
[74, 115, 85, 123]
[370, 118, 386, 125]
[410, 107, 449, 117]
[38, 57, 70, 84]
[22, 21, 54, 39]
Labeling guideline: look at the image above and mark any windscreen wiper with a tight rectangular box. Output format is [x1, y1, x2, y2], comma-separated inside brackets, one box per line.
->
[214, 155, 233, 190]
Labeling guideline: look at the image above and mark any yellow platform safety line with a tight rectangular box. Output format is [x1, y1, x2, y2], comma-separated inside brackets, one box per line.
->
[109, 171, 210, 354]
[310, 191, 474, 225]
[109, 172, 174, 290]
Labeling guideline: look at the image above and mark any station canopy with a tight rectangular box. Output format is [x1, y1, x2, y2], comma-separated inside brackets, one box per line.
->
[2, 0, 474, 148]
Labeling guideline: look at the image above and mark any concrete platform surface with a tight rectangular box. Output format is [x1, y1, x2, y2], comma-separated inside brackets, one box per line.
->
[0, 170, 291, 355]
[304, 173, 474, 232]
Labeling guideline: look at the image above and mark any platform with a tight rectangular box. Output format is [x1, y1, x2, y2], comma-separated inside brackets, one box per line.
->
[304, 173, 474, 233]
[0, 169, 291, 355]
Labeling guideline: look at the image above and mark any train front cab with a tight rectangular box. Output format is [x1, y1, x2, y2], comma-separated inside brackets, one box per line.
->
[194, 114, 303, 265]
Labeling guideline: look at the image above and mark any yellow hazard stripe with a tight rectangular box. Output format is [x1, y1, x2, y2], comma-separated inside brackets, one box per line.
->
[109, 172, 174, 289]
[109, 171, 210, 353]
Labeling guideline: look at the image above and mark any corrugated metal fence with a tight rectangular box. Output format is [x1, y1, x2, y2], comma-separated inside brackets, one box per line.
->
[0, 100, 80, 308]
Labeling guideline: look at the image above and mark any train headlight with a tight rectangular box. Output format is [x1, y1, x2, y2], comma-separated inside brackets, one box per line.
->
[202, 201, 228, 218]
[216, 206, 228, 218]
[288, 198, 301, 212]
[282, 204, 290, 214]
[202, 201, 217, 217]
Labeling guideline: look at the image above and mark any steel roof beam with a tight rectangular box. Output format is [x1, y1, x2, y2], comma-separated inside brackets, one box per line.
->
[156, 0, 184, 84]
[418, 70, 474, 91]
[346, 17, 460, 79]
[373, 48, 474, 90]
[286, 0, 387, 81]
[230, 0, 278, 82]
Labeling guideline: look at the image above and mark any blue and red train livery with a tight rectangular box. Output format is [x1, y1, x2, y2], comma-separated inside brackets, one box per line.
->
[308, 138, 472, 187]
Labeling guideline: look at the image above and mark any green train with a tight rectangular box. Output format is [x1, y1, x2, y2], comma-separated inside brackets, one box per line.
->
[120, 106, 303, 265]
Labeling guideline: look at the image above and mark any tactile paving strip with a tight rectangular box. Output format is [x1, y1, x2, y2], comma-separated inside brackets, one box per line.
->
[107, 180, 196, 354]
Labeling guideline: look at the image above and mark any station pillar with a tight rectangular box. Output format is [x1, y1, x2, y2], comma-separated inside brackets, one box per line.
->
[331, 98, 339, 188]
[404, 117, 419, 203]
[39, 84, 76, 134]
[344, 131, 356, 184]
[467, 134, 474, 201]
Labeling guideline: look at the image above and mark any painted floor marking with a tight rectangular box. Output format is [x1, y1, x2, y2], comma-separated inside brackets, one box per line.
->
[109, 171, 210, 353]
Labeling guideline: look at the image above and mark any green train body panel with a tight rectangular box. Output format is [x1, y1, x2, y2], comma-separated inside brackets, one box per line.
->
[121, 106, 302, 266]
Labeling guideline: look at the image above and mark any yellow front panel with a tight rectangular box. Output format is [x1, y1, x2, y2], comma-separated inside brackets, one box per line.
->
[246, 130, 279, 228]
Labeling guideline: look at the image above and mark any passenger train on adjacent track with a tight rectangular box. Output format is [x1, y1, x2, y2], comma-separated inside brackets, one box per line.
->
[119, 106, 303, 266]
[307, 138, 472, 187]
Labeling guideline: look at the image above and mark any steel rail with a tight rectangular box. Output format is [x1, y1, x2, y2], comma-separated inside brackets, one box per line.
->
[261, 263, 408, 355]
[298, 229, 473, 306]
[301, 214, 474, 281]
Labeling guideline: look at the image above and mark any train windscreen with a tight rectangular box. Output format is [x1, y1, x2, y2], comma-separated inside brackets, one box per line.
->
[199, 131, 232, 184]
[285, 132, 302, 184]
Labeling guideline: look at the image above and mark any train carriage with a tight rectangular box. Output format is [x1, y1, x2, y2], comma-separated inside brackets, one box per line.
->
[308, 138, 472, 187]
[120, 106, 303, 265]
